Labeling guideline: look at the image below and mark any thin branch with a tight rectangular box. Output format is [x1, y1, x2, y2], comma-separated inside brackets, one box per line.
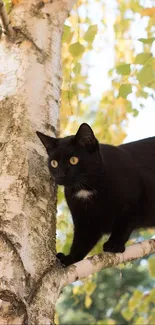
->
[0, 0, 16, 38]
[62, 239, 155, 287]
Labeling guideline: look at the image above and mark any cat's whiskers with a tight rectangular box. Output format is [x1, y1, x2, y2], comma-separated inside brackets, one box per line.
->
[82, 179, 94, 190]
[73, 179, 98, 203]
[72, 181, 85, 199]
[82, 179, 98, 197]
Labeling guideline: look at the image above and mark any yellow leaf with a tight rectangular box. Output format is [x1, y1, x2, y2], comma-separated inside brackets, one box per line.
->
[141, 7, 155, 17]
[73, 286, 81, 295]
[54, 312, 59, 325]
[148, 256, 155, 277]
[84, 281, 96, 296]
[85, 295, 92, 309]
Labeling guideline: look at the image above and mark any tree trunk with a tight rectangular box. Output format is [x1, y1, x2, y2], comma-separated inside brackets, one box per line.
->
[0, 0, 76, 323]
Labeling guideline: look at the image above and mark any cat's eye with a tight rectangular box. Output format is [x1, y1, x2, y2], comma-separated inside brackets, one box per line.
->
[70, 156, 79, 165]
[51, 160, 58, 168]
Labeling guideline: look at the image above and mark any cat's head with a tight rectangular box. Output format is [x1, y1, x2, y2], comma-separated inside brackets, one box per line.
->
[36, 123, 102, 188]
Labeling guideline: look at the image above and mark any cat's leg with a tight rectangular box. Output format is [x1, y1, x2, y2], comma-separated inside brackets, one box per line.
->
[103, 221, 133, 253]
[57, 222, 102, 266]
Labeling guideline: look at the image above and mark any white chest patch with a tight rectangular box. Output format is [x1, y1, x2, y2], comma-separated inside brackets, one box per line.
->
[75, 189, 94, 200]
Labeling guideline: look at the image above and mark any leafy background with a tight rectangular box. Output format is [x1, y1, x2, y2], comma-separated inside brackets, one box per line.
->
[56, 0, 155, 324]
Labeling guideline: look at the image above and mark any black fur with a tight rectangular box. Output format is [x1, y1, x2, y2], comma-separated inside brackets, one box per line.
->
[37, 123, 155, 266]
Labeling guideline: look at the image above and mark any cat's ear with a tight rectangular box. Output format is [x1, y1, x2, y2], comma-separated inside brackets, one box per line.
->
[74, 123, 98, 150]
[36, 131, 57, 154]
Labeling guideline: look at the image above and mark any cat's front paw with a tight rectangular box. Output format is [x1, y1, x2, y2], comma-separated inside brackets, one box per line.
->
[103, 240, 125, 253]
[56, 252, 73, 267]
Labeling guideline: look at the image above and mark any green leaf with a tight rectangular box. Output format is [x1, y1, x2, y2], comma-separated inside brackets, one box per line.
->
[108, 68, 114, 77]
[128, 290, 143, 311]
[137, 65, 154, 85]
[4, 0, 12, 13]
[73, 62, 81, 75]
[121, 307, 134, 321]
[148, 256, 155, 277]
[139, 37, 155, 44]
[61, 89, 73, 100]
[149, 81, 155, 90]
[134, 53, 152, 64]
[126, 100, 132, 113]
[84, 24, 98, 43]
[71, 83, 78, 94]
[116, 64, 131, 75]
[119, 84, 132, 98]
[135, 316, 148, 325]
[63, 232, 73, 255]
[132, 109, 139, 117]
[59, 220, 68, 229]
[97, 319, 116, 325]
[69, 42, 85, 57]
[115, 292, 130, 312]
[139, 90, 148, 98]
[149, 309, 155, 324]
[62, 25, 74, 43]
[149, 288, 155, 301]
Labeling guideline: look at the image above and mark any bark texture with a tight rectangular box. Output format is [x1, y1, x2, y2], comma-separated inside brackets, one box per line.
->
[63, 239, 155, 287]
[0, 0, 76, 323]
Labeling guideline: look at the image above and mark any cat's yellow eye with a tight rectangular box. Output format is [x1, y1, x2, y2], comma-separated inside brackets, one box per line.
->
[70, 156, 79, 165]
[51, 160, 58, 168]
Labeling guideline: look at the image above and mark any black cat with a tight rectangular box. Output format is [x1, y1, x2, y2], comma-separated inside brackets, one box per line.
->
[37, 123, 155, 266]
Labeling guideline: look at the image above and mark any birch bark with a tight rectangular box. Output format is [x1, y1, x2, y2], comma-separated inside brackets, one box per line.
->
[0, 0, 76, 323]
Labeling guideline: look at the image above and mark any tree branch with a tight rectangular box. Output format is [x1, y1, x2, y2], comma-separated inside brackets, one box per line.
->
[0, 0, 16, 38]
[62, 239, 155, 287]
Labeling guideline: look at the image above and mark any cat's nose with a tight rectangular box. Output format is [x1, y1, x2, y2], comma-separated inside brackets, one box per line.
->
[59, 171, 66, 178]
[56, 171, 66, 183]
[56, 175, 66, 185]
